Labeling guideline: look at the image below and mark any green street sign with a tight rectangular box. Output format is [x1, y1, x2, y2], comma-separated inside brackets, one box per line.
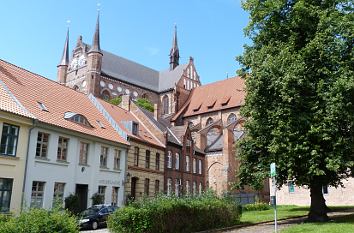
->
[270, 163, 276, 177]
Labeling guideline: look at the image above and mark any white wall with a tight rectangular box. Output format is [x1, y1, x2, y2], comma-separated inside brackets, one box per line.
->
[23, 127, 127, 210]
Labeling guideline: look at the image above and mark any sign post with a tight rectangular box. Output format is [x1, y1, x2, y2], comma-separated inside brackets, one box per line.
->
[270, 162, 277, 233]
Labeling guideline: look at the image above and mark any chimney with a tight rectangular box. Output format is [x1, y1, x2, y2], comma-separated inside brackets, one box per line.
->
[153, 103, 158, 120]
[120, 95, 131, 111]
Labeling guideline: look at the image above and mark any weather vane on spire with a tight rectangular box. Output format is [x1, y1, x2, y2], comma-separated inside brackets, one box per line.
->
[66, 19, 71, 29]
[97, 2, 101, 12]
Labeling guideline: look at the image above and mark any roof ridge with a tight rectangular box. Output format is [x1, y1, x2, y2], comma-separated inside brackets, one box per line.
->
[197, 76, 242, 88]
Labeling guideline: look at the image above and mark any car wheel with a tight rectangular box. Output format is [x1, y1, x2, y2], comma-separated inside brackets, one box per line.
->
[92, 221, 98, 230]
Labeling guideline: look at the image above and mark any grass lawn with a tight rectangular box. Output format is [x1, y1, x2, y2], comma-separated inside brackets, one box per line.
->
[241, 205, 354, 225]
[241, 205, 308, 224]
[281, 213, 354, 233]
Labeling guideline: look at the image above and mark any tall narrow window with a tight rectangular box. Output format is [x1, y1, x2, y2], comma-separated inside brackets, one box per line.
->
[193, 181, 197, 195]
[98, 186, 106, 203]
[162, 95, 169, 115]
[155, 153, 160, 170]
[112, 187, 119, 206]
[0, 178, 13, 213]
[186, 156, 190, 172]
[175, 179, 180, 196]
[79, 142, 89, 165]
[144, 178, 150, 196]
[145, 150, 150, 169]
[53, 182, 65, 206]
[0, 124, 19, 156]
[31, 181, 45, 208]
[167, 178, 172, 196]
[167, 151, 172, 168]
[100, 146, 108, 168]
[36, 132, 49, 158]
[134, 147, 139, 166]
[57, 137, 69, 161]
[198, 159, 202, 175]
[155, 180, 160, 195]
[114, 149, 121, 170]
[185, 180, 190, 195]
[199, 182, 203, 194]
[193, 158, 197, 174]
[175, 153, 180, 170]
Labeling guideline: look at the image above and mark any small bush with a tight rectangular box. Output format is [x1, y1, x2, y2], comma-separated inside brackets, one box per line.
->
[243, 202, 270, 211]
[64, 194, 80, 215]
[91, 192, 104, 205]
[0, 208, 79, 233]
[108, 192, 241, 233]
[0, 213, 12, 223]
[135, 98, 154, 112]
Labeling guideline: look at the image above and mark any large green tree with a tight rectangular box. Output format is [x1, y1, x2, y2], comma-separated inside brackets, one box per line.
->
[237, 0, 354, 221]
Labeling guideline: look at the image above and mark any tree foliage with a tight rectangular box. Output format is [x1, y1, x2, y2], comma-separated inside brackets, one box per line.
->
[135, 98, 154, 112]
[237, 0, 354, 221]
[108, 96, 122, 106]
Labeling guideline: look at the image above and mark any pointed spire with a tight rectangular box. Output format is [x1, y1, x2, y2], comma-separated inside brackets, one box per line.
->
[58, 28, 69, 66]
[89, 13, 101, 53]
[169, 24, 180, 70]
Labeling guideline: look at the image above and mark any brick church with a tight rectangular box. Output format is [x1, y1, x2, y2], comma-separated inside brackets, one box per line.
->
[57, 15, 201, 120]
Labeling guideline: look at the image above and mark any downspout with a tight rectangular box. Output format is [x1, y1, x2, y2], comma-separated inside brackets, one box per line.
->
[21, 118, 38, 212]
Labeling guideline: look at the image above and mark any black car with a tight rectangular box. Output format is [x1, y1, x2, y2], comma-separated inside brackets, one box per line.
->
[79, 204, 118, 230]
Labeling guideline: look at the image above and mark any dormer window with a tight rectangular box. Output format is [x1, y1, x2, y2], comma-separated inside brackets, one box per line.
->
[132, 122, 139, 136]
[64, 112, 92, 127]
[37, 102, 48, 112]
[96, 120, 105, 129]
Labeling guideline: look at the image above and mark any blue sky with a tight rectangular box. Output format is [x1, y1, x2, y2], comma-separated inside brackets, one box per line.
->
[0, 0, 249, 84]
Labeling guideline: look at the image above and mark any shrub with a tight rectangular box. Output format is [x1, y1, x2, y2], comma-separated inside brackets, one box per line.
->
[91, 192, 104, 205]
[0, 208, 79, 233]
[108, 193, 241, 233]
[243, 202, 270, 211]
[135, 98, 154, 112]
[64, 194, 80, 215]
[108, 96, 122, 106]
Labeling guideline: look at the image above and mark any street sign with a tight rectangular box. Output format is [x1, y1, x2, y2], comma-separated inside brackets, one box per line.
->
[270, 162, 276, 177]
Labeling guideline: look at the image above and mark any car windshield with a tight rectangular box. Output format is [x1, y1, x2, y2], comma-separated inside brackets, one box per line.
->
[81, 207, 99, 217]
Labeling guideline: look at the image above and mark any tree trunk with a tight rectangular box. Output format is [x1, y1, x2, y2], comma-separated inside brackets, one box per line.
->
[308, 183, 329, 222]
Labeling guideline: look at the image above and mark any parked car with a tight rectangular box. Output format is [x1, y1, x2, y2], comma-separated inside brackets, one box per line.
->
[79, 204, 118, 230]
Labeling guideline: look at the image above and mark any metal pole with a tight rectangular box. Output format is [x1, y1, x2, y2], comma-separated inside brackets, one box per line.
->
[274, 200, 277, 233]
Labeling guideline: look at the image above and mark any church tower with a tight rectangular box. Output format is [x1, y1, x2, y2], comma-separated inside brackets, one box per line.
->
[86, 14, 103, 96]
[57, 28, 69, 84]
[169, 25, 180, 70]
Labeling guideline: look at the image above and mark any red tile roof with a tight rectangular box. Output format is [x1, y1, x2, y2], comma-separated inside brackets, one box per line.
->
[0, 59, 128, 145]
[173, 77, 245, 120]
[98, 99, 164, 148]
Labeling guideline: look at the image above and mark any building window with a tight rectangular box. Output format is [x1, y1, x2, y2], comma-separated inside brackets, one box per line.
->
[199, 182, 203, 194]
[206, 117, 214, 126]
[0, 124, 19, 156]
[288, 181, 295, 193]
[112, 187, 119, 206]
[162, 95, 169, 115]
[186, 156, 190, 172]
[155, 180, 160, 195]
[134, 147, 139, 166]
[322, 185, 329, 194]
[100, 146, 108, 168]
[102, 90, 111, 101]
[145, 150, 150, 169]
[64, 112, 92, 127]
[175, 153, 180, 170]
[198, 159, 202, 175]
[79, 142, 89, 165]
[193, 158, 197, 173]
[175, 179, 181, 196]
[155, 153, 160, 170]
[36, 132, 49, 158]
[193, 181, 197, 195]
[98, 186, 106, 203]
[144, 178, 150, 196]
[227, 113, 237, 124]
[57, 137, 69, 161]
[0, 178, 13, 213]
[167, 178, 172, 196]
[53, 182, 65, 206]
[114, 149, 121, 170]
[167, 151, 172, 168]
[185, 180, 190, 195]
[31, 181, 45, 208]
[132, 122, 139, 136]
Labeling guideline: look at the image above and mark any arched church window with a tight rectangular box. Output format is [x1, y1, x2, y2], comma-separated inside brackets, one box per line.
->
[142, 93, 149, 100]
[73, 85, 79, 91]
[227, 113, 237, 125]
[162, 95, 169, 115]
[102, 90, 111, 101]
[206, 117, 214, 127]
[206, 127, 222, 148]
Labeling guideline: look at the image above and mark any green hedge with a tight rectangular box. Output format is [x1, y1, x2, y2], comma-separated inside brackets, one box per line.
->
[0, 208, 79, 233]
[108, 193, 241, 233]
[243, 202, 270, 211]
